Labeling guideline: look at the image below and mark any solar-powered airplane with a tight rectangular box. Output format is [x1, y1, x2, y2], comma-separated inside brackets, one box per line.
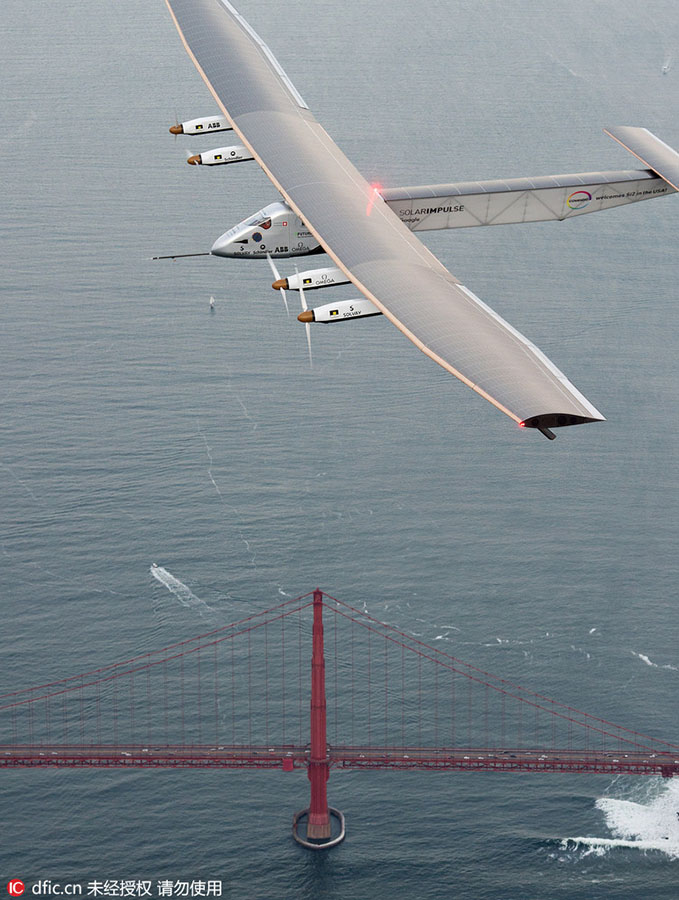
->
[160, 0, 679, 440]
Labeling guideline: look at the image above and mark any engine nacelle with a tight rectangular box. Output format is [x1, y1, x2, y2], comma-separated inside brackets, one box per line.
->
[272, 266, 349, 291]
[169, 115, 233, 136]
[299, 298, 381, 323]
[211, 202, 321, 258]
[187, 144, 254, 166]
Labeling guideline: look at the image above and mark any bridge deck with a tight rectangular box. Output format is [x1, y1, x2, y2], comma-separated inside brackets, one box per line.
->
[2, 745, 677, 777]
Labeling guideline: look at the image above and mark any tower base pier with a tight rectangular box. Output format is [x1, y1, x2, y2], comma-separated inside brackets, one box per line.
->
[292, 808, 346, 850]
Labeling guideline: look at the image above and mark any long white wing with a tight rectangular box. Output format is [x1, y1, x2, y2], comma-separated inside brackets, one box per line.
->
[165, 0, 604, 437]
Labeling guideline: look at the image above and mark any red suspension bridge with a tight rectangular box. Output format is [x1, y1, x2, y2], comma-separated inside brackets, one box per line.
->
[1, 589, 677, 848]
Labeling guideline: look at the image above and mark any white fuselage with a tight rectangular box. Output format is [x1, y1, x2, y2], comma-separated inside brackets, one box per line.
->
[211, 202, 320, 259]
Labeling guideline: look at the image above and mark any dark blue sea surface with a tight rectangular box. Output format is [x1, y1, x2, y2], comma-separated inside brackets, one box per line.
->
[2, 0, 679, 897]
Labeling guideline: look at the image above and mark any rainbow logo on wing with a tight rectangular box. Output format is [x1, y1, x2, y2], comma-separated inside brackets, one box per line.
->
[567, 190, 592, 210]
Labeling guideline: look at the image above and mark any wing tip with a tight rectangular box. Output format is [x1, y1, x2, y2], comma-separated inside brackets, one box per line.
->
[520, 413, 606, 440]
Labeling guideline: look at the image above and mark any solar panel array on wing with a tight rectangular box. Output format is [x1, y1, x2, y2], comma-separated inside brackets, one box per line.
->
[166, 0, 604, 431]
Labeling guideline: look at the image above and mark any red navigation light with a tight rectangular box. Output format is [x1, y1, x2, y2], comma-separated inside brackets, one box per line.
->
[366, 183, 383, 217]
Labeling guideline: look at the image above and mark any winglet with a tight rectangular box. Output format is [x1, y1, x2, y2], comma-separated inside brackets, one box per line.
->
[605, 126, 679, 192]
[520, 413, 604, 439]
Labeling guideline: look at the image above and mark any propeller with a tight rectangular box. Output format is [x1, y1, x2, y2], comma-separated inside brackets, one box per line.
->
[296, 266, 313, 368]
[266, 253, 290, 317]
[185, 147, 203, 168]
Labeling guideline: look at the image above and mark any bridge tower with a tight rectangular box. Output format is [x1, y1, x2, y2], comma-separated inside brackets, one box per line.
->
[292, 589, 345, 849]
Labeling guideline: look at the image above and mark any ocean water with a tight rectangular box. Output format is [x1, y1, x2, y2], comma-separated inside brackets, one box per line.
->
[2, 0, 679, 897]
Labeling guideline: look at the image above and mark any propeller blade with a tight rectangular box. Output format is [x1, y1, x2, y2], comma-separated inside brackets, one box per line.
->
[266, 253, 289, 316]
[185, 148, 203, 167]
[296, 266, 313, 368]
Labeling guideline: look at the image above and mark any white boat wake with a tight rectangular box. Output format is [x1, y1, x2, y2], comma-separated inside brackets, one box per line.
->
[150, 565, 214, 615]
[631, 650, 678, 671]
[561, 779, 679, 860]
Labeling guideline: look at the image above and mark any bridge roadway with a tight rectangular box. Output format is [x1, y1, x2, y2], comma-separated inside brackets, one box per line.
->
[2, 745, 678, 777]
